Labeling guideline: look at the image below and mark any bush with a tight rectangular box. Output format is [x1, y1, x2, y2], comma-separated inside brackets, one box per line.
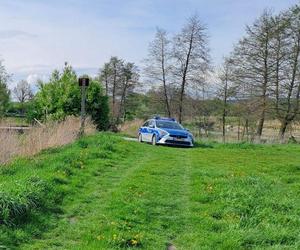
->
[0, 178, 50, 225]
[27, 63, 109, 130]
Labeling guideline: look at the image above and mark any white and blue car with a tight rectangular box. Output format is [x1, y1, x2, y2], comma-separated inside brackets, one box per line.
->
[138, 117, 194, 147]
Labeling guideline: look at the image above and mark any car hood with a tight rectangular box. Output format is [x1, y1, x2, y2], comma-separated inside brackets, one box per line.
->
[162, 128, 189, 136]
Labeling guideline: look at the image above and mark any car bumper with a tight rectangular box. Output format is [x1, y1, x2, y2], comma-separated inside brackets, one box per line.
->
[157, 136, 193, 147]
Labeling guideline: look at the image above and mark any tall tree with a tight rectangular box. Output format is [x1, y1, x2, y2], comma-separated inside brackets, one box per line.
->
[99, 57, 139, 125]
[118, 62, 139, 122]
[217, 58, 235, 143]
[13, 80, 33, 114]
[99, 62, 111, 96]
[0, 61, 10, 117]
[173, 14, 210, 123]
[145, 28, 172, 117]
[108, 57, 124, 119]
[271, 5, 300, 140]
[232, 10, 274, 140]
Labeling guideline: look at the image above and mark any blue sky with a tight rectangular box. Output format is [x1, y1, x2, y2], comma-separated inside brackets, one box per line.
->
[0, 0, 298, 89]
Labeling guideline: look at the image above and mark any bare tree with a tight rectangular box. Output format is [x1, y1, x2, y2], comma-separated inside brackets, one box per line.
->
[144, 28, 172, 117]
[100, 57, 124, 120]
[271, 5, 300, 141]
[111, 57, 124, 118]
[99, 57, 140, 126]
[173, 14, 210, 123]
[232, 10, 275, 140]
[14, 80, 33, 103]
[99, 62, 111, 96]
[13, 80, 33, 114]
[217, 58, 235, 143]
[118, 62, 139, 122]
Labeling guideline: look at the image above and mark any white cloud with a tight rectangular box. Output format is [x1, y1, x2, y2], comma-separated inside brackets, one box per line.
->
[0, 30, 36, 40]
[26, 74, 39, 85]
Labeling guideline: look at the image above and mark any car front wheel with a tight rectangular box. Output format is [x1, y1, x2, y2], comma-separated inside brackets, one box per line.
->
[151, 134, 157, 146]
[138, 133, 143, 142]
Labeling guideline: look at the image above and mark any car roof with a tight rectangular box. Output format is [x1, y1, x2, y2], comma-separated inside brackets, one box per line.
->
[153, 116, 177, 122]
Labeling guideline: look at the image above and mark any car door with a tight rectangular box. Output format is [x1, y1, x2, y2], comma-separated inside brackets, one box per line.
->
[140, 121, 150, 141]
[147, 120, 156, 141]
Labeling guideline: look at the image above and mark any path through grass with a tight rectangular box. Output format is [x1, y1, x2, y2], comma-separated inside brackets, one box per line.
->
[1, 133, 299, 249]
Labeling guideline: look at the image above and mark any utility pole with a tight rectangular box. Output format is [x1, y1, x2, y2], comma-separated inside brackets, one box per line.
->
[78, 77, 89, 136]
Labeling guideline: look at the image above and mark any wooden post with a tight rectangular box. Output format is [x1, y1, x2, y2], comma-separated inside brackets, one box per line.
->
[78, 77, 89, 136]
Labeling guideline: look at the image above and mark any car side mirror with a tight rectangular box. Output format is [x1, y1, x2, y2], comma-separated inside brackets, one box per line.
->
[185, 128, 190, 132]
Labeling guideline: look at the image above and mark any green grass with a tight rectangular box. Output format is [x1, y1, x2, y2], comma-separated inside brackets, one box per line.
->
[0, 133, 299, 249]
[0, 117, 29, 126]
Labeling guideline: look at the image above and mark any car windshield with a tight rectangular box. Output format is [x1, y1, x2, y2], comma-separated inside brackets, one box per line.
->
[156, 120, 183, 130]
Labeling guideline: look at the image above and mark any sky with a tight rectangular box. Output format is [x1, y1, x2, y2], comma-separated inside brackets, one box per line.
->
[0, 0, 298, 90]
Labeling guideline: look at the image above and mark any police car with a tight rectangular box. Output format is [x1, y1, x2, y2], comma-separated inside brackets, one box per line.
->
[138, 117, 194, 147]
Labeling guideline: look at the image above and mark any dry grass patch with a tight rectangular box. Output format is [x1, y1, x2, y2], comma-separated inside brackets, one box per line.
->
[119, 119, 143, 137]
[0, 130, 20, 164]
[0, 116, 96, 164]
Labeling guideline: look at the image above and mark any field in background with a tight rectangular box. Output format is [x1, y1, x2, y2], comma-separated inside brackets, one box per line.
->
[186, 117, 300, 143]
[0, 117, 29, 127]
[0, 116, 96, 164]
[119, 119, 144, 137]
[119, 118, 300, 143]
[0, 133, 299, 249]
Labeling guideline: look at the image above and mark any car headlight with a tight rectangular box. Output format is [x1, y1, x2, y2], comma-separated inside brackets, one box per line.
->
[160, 130, 169, 137]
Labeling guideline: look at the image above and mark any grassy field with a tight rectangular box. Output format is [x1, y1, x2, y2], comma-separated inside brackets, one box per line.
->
[119, 119, 300, 143]
[0, 133, 300, 249]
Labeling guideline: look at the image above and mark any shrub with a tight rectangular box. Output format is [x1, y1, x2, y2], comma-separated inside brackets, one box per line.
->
[0, 178, 50, 225]
[27, 64, 109, 130]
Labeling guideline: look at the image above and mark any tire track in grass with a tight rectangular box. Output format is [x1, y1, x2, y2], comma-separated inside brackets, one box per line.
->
[172, 148, 193, 250]
[90, 146, 193, 250]
[173, 146, 300, 249]
[20, 140, 153, 250]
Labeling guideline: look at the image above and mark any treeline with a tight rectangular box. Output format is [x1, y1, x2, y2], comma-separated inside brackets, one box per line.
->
[218, 5, 300, 141]
[97, 14, 210, 127]
[138, 4, 300, 141]
[0, 62, 109, 130]
[0, 3, 299, 142]
[99, 4, 300, 141]
[99, 57, 139, 129]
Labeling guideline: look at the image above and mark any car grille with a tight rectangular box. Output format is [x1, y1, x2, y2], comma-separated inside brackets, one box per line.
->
[169, 134, 188, 139]
[165, 140, 191, 146]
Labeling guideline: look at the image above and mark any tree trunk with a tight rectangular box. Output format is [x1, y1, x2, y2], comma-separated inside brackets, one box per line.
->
[279, 120, 288, 143]
[256, 30, 269, 140]
[161, 41, 171, 117]
[118, 81, 128, 123]
[112, 66, 117, 118]
[245, 119, 249, 142]
[256, 110, 265, 139]
[222, 111, 226, 143]
[105, 77, 108, 96]
[178, 85, 185, 123]
[222, 78, 228, 143]
[178, 32, 194, 123]
[237, 118, 241, 141]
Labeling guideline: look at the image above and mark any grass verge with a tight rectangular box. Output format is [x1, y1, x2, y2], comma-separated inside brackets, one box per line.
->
[0, 133, 299, 249]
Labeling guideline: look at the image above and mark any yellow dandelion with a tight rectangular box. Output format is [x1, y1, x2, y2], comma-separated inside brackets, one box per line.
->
[96, 235, 104, 240]
[131, 239, 138, 245]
